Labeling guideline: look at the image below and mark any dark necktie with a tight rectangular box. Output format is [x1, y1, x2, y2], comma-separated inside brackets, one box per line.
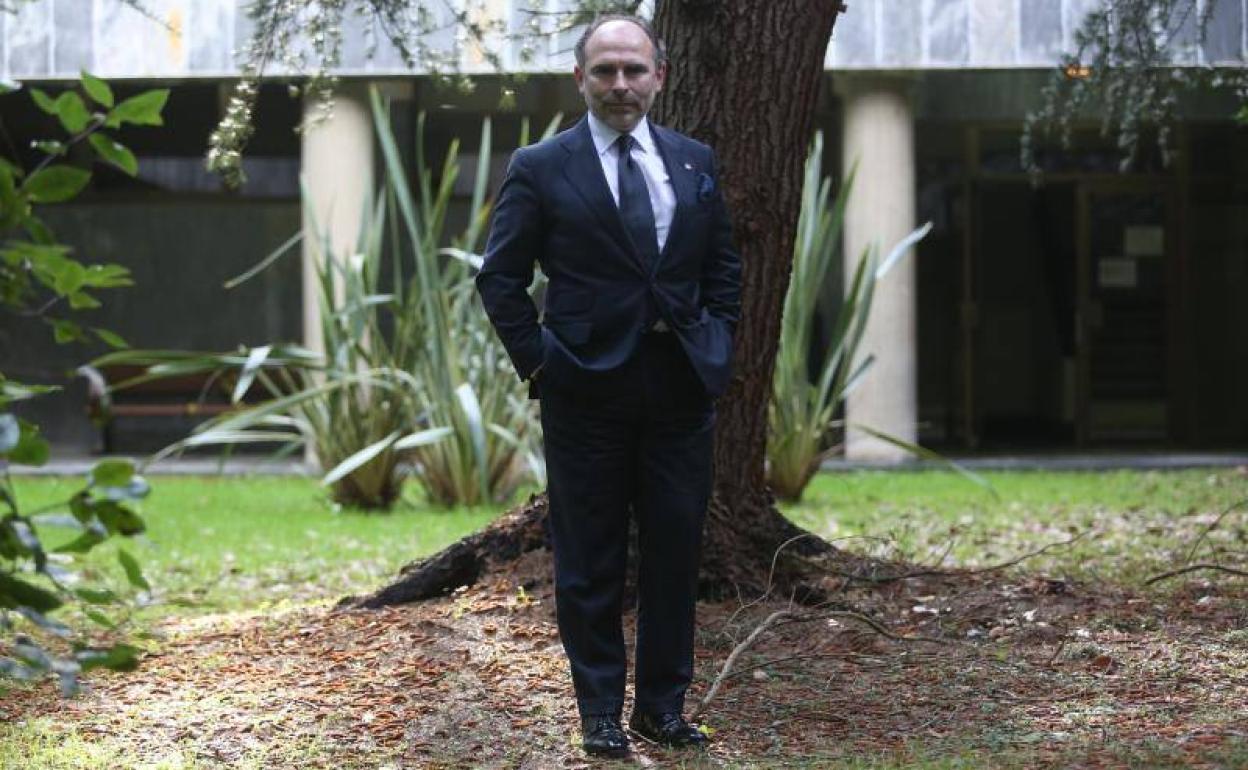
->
[615, 133, 659, 267]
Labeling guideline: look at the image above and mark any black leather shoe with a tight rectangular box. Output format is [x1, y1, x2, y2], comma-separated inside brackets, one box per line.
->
[629, 711, 708, 749]
[582, 714, 630, 758]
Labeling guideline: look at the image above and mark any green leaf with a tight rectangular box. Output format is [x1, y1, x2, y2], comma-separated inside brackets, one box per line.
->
[94, 327, 128, 349]
[50, 529, 106, 554]
[117, 548, 149, 590]
[81, 263, 133, 288]
[69, 291, 101, 310]
[80, 71, 114, 108]
[22, 215, 55, 245]
[94, 501, 144, 537]
[0, 519, 31, 559]
[0, 161, 25, 230]
[82, 608, 117, 629]
[69, 492, 94, 524]
[105, 89, 169, 128]
[88, 134, 138, 176]
[393, 426, 453, 451]
[49, 91, 92, 134]
[8, 420, 50, 466]
[0, 79, 20, 95]
[0, 380, 58, 406]
[322, 431, 400, 487]
[232, 345, 272, 403]
[22, 165, 90, 203]
[50, 318, 85, 345]
[30, 88, 58, 115]
[73, 587, 118, 605]
[48, 256, 87, 295]
[90, 458, 135, 488]
[0, 572, 63, 613]
[77, 643, 140, 673]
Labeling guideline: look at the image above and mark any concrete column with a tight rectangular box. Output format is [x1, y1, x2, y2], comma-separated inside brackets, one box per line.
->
[300, 82, 375, 355]
[839, 75, 918, 462]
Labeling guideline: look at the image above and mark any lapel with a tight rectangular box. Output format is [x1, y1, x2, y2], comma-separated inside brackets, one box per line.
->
[559, 116, 646, 275]
[649, 122, 698, 271]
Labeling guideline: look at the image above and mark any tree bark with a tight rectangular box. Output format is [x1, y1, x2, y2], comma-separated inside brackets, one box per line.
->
[652, 0, 846, 595]
[349, 1, 846, 607]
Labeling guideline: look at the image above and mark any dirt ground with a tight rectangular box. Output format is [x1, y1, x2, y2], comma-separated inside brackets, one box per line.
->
[5, 546, 1248, 769]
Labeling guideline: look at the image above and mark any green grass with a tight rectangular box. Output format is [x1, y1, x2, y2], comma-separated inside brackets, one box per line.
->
[781, 468, 1248, 583]
[9, 475, 504, 628]
[10, 468, 1244, 633]
[0, 715, 391, 770]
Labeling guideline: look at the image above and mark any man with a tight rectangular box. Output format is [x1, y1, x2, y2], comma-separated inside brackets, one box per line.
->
[476, 14, 740, 758]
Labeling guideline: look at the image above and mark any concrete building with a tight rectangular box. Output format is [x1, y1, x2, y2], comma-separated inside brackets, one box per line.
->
[3, 0, 1246, 457]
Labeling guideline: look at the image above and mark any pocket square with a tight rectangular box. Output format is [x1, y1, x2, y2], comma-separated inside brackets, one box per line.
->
[696, 172, 716, 202]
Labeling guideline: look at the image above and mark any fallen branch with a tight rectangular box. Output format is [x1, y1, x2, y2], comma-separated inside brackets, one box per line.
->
[692, 609, 793, 721]
[826, 532, 1088, 585]
[1144, 563, 1248, 586]
[690, 608, 945, 720]
[1184, 497, 1248, 564]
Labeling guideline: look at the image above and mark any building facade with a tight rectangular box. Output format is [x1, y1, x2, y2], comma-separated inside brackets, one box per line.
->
[3, 0, 1246, 456]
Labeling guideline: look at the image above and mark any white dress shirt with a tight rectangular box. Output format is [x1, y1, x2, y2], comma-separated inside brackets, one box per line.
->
[586, 112, 677, 253]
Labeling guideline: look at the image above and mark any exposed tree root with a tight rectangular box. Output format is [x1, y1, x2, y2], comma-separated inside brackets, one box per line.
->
[340, 495, 551, 609]
[340, 491, 852, 610]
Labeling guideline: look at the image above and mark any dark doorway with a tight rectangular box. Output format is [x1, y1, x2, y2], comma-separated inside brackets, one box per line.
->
[967, 178, 1174, 448]
[971, 181, 1078, 447]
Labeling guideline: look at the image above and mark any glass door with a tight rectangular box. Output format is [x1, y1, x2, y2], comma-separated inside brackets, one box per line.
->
[1075, 182, 1173, 444]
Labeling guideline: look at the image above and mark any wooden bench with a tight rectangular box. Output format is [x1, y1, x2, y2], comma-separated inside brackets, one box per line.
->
[80, 364, 246, 454]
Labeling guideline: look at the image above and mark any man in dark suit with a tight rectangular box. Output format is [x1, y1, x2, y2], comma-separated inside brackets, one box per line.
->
[476, 13, 740, 758]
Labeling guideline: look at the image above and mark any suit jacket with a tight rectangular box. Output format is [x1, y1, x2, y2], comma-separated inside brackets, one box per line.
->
[476, 114, 741, 398]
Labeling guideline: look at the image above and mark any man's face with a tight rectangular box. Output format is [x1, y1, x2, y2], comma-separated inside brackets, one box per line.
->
[574, 20, 667, 133]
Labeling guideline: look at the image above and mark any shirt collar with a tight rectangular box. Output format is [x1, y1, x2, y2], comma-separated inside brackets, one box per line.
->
[587, 111, 655, 158]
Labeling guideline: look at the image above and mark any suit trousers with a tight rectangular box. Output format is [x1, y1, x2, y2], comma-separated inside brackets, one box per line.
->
[539, 330, 714, 719]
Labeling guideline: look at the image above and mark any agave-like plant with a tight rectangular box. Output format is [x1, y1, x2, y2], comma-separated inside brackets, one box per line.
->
[767, 132, 932, 501]
[96, 88, 559, 508]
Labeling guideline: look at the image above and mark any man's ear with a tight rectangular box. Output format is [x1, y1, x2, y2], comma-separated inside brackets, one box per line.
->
[655, 61, 668, 91]
[573, 65, 585, 89]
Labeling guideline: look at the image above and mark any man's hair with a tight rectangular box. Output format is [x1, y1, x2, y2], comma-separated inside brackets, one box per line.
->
[574, 14, 667, 68]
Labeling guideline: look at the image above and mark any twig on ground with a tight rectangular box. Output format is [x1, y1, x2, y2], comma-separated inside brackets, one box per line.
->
[1144, 562, 1248, 585]
[692, 609, 793, 721]
[1184, 497, 1248, 564]
[826, 532, 1089, 585]
[692, 608, 946, 720]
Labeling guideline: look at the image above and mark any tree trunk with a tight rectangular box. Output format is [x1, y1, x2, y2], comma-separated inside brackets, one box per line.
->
[652, 0, 846, 595]
[348, 1, 846, 608]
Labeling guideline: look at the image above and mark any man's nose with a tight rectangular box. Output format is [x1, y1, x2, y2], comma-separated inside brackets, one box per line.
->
[610, 71, 629, 91]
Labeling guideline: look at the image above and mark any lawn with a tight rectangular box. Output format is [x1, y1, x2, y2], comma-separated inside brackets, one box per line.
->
[787, 468, 1248, 584]
[2, 468, 1246, 769]
[8, 476, 505, 628]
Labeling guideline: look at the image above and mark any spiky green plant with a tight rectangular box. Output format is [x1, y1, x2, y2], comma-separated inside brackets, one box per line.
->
[767, 132, 932, 501]
[97, 88, 559, 508]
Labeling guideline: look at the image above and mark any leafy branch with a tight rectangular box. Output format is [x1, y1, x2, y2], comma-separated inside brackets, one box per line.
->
[1022, 0, 1247, 178]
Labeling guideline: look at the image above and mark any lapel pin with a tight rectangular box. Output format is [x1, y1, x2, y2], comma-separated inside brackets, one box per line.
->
[683, 162, 693, 170]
